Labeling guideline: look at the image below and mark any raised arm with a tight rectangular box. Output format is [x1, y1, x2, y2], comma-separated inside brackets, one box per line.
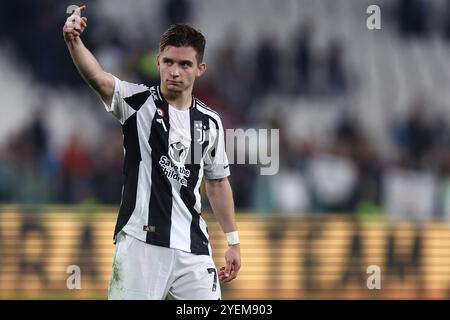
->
[63, 5, 115, 106]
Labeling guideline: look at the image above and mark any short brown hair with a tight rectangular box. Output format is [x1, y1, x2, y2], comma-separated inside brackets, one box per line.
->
[159, 24, 206, 64]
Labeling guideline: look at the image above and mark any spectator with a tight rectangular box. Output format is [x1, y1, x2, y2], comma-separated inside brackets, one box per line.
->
[325, 40, 348, 94]
[59, 135, 94, 203]
[396, 0, 431, 38]
[254, 36, 281, 96]
[293, 22, 314, 94]
[392, 101, 437, 169]
[164, 0, 192, 27]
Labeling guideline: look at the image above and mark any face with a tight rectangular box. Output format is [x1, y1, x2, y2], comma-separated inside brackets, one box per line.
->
[157, 46, 206, 95]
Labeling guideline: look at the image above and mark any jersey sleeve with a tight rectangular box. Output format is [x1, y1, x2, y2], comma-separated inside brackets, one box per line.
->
[102, 76, 149, 124]
[203, 116, 231, 180]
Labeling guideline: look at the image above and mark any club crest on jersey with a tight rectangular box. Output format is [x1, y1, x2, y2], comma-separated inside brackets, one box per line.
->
[169, 141, 189, 167]
[168, 129, 191, 167]
[194, 121, 207, 145]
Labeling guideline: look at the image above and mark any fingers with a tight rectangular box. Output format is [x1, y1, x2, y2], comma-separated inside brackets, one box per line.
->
[73, 5, 86, 17]
[224, 260, 231, 277]
[63, 27, 82, 41]
[65, 15, 81, 28]
[220, 272, 237, 283]
[66, 15, 74, 24]
[64, 24, 83, 36]
[74, 20, 87, 33]
[219, 264, 238, 283]
[73, 16, 82, 30]
[63, 5, 88, 42]
[219, 266, 228, 282]
[64, 25, 80, 37]
[63, 15, 87, 40]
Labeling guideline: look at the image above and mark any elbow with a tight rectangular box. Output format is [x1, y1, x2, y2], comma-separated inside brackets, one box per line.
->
[88, 72, 107, 90]
[205, 178, 231, 199]
[89, 72, 114, 99]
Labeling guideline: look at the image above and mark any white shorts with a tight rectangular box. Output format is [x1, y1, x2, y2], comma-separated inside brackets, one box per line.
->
[108, 232, 221, 300]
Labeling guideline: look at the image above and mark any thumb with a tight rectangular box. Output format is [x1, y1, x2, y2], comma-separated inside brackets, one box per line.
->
[74, 5, 86, 17]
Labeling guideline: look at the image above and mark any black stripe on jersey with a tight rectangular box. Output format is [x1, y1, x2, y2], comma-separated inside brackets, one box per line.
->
[114, 113, 141, 240]
[147, 93, 172, 247]
[180, 107, 211, 255]
[124, 91, 151, 111]
[195, 101, 220, 159]
[194, 98, 220, 116]
[195, 100, 219, 132]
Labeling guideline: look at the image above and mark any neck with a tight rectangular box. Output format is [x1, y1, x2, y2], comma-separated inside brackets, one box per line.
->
[160, 85, 192, 111]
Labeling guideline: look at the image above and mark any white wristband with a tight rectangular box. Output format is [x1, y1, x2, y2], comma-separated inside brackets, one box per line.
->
[225, 231, 240, 245]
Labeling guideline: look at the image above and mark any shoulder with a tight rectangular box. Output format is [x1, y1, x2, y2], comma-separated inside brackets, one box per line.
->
[194, 97, 219, 116]
[115, 76, 150, 93]
[193, 97, 222, 128]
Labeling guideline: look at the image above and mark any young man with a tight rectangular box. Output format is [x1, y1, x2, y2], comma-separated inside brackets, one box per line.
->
[63, 6, 241, 300]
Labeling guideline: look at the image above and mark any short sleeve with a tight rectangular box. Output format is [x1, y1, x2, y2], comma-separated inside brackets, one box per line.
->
[204, 116, 230, 180]
[103, 76, 149, 124]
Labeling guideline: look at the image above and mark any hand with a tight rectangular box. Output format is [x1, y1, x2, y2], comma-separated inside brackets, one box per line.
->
[63, 5, 88, 42]
[219, 244, 241, 283]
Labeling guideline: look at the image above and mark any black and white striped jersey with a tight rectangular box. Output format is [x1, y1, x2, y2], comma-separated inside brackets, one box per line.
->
[103, 76, 230, 255]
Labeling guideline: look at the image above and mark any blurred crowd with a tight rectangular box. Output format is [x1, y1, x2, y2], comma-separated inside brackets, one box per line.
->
[1, 0, 450, 222]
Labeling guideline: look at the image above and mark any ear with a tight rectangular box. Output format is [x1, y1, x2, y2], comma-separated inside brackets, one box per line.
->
[156, 54, 161, 69]
[197, 62, 207, 77]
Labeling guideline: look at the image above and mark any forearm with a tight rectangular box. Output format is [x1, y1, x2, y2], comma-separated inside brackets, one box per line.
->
[65, 37, 109, 92]
[205, 178, 237, 233]
[207, 178, 241, 282]
[63, 5, 113, 103]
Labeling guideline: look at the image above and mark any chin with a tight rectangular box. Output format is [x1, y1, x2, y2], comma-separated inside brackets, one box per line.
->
[167, 85, 184, 93]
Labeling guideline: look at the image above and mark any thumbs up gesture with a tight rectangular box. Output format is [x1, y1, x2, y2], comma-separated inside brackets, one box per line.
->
[63, 5, 88, 42]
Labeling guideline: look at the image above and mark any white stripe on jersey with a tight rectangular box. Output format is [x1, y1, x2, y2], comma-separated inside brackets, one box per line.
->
[170, 187, 193, 252]
[168, 105, 193, 251]
[193, 160, 204, 213]
[199, 216, 211, 255]
[156, 85, 163, 101]
[104, 76, 148, 124]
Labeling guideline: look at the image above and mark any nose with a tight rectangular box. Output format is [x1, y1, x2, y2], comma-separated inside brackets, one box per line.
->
[169, 66, 180, 77]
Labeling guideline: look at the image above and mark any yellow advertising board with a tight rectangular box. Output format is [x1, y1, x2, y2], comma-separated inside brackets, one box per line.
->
[0, 206, 449, 299]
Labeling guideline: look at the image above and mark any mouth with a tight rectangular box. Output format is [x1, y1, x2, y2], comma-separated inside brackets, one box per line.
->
[167, 80, 182, 85]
